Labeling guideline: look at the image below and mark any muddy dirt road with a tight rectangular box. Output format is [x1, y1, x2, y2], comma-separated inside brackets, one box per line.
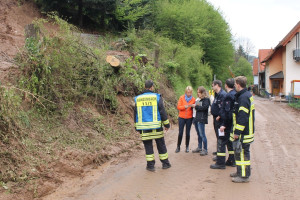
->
[43, 97, 300, 200]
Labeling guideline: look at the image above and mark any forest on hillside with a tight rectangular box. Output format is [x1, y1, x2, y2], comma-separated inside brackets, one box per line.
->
[0, 0, 253, 198]
[34, 0, 254, 88]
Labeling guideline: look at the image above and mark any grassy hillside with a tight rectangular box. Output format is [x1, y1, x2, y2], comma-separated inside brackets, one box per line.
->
[0, 15, 184, 198]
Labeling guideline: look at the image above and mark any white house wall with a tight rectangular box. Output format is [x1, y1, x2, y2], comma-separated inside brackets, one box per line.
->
[286, 36, 300, 96]
[254, 76, 258, 85]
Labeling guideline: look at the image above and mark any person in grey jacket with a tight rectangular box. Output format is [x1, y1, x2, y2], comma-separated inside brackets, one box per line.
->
[194, 86, 210, 156]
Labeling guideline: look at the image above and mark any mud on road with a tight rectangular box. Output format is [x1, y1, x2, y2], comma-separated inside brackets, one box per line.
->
[43, 97, 300, 200]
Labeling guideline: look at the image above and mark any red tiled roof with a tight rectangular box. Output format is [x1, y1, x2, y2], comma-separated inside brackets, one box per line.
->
[262, 21, 300, 63]
[258, 49, 272, 71]
[253, 58, 259, 75]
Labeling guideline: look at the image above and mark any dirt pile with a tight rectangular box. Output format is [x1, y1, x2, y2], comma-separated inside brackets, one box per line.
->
[0, 0, 40, 84]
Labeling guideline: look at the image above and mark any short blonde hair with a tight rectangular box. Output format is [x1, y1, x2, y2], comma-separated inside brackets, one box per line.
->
[185, 86, 193, 93]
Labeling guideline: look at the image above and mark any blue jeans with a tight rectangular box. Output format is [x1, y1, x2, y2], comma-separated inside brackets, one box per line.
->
[193, 119, 202, 149]
[197, 122, 207, 151]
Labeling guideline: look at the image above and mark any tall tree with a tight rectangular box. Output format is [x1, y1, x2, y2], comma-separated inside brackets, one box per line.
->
[231, 57, 254, 85]
[235, 36, 255, 60]
[35, 0, 117, 29]
[154, 0, 234, 82]
[115, 0, 153, 28]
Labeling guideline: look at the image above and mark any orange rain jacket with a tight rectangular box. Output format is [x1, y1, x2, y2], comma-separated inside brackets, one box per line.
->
[177, 95, 196, 119]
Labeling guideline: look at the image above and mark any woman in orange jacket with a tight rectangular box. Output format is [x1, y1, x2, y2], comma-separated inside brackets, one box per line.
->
[175, 86, 196, 153]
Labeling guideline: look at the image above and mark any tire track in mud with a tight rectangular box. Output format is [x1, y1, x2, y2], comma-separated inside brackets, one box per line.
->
[253, 99, 300, 199]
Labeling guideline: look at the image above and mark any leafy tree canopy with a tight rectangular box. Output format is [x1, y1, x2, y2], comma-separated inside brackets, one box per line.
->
[231, 57, 254, 85]
[153, 0, 234, 83]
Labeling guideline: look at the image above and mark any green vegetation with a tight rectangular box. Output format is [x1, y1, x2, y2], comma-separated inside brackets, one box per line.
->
[289, 100, 300, 109]
[232, 45, 254, 85]
[0, 0, 257, 195]
[231, 57, 254, 85]
[34, 0, 235, 85]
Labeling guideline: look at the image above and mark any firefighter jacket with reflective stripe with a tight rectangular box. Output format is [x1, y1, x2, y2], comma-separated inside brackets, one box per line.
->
[177, 95, 196, 119]
[211, 89, 226, 117]
[230, 88, 255, 144]
[134, 90, 170, 139]
[220, 89, 236, 128]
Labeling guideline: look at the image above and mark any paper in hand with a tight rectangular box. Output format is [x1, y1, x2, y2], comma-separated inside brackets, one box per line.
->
[218, 129, 225, 136]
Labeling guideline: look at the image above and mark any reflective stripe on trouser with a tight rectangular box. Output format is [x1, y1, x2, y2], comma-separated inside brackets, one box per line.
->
[216, 136, 227, 165]
[143, 137, 170, 167]
[141, 129, 164, 141]
[234, 143, 251, 177]
[216, 130, 234, 165]
[227, 140, 235, 162]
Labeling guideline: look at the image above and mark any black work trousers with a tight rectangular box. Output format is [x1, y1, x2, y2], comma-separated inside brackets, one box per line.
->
[213, 116, 221, 152]
[177, 117, 193, 148]
[234, 143, 251, 178]
[216, 128, 235, 165]
[143, 137, 170, 168]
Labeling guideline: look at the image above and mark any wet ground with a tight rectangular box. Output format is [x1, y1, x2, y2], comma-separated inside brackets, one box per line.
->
[43, 97, 300, 200]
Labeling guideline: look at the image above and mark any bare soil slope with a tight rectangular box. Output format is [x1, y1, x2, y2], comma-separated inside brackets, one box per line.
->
[0, 0, 40, 84]
[43, 97, 300, 200]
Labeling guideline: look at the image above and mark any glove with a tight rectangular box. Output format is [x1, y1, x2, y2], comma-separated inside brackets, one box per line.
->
[232, 139, 242, 153]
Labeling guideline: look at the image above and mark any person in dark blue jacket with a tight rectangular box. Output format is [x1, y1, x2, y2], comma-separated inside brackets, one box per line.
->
[210, 78, 236, 169]
[230, 76, 255, 183]
[210, 80, 226, 156]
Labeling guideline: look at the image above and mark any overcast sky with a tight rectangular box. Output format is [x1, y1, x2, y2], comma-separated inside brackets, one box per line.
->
[208, 0, 300, 56]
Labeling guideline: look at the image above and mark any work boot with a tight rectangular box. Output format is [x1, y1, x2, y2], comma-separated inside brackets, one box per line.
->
[162, 163, 172, 169]
[146, 166, 155, 172]
[192, 147, 202, 153]
[185, 146, 189, 153]
[225, 160, 236, 167]
[230, 172, 238, 177]
[232, 176, 249, 183]
[212, 156, 217, 161]
[175, 146, 180, 153]
[210, 163, 226, 169]
[200, 150, 208, 156]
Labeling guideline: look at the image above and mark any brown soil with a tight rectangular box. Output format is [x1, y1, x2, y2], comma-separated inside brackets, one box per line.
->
[41, 97, 300, 200]
[0, 0, 41, 84]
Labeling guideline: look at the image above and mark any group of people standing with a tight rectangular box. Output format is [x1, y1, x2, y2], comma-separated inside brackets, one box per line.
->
[134, 76, 255, 183]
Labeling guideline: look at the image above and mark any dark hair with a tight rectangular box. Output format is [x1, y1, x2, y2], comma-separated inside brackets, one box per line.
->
[197, 86, 208, 97]
[213, 80, 222, 88]
[235, 76, 247, 88]
[145, 80, 154, 89]
[225, 78, 235, 89]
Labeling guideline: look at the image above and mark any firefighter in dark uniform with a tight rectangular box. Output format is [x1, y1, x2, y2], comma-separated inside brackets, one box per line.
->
[210, 80, 226, 156]
[230, 76, 255, 183]
[210, 78, 236, 169]
[134, 80, 171, 172]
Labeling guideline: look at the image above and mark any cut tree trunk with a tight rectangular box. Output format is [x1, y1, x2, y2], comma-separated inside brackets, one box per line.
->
[106, 55, 120, 67]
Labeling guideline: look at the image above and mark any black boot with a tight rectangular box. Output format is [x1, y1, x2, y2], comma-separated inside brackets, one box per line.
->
[176, 135, 182, 153]
[185, 146, 189, 153]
